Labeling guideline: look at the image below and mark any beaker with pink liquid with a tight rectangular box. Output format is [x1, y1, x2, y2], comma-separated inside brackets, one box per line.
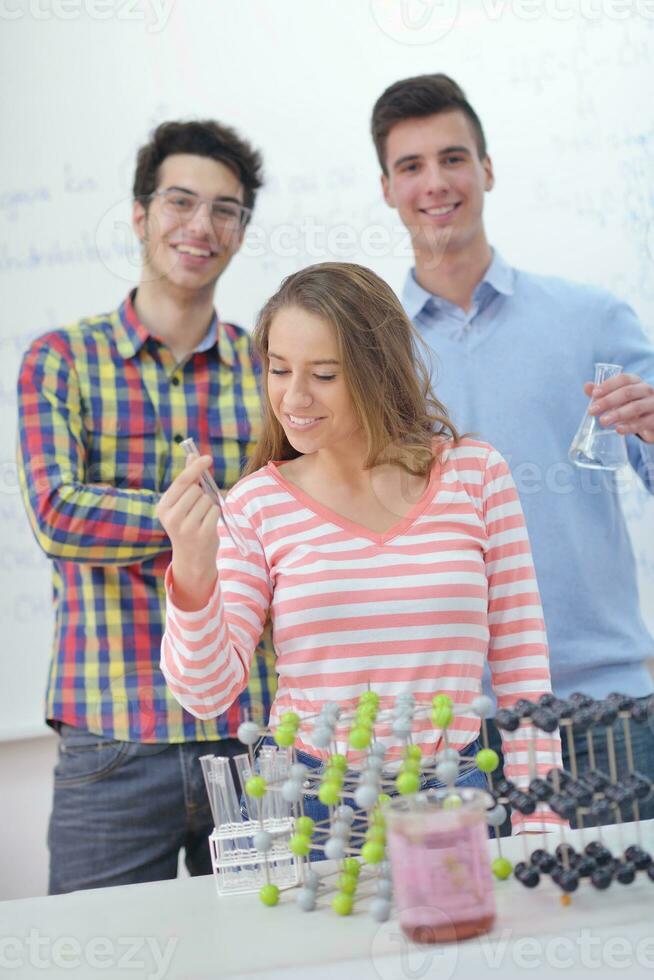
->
[386, 788, 495, 943]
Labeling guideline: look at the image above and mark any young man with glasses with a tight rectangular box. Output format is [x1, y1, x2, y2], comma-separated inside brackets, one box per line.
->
[372, 74, 654, 825]
[16, 120, 276, 892]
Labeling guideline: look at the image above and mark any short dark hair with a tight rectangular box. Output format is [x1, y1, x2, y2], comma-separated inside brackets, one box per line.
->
[371, 74, 487, 175]
[132, 119, 264, 213]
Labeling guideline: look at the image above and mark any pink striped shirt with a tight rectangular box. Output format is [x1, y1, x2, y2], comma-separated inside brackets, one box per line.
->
[162, 439, 562, 828]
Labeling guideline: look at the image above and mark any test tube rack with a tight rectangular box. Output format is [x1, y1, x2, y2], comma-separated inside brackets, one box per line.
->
[202, 746, 301, 897]
[208, 818, 300, 896]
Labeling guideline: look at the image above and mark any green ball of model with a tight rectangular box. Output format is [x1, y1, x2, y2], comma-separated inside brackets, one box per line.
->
[395, 771, 420, 795]
[349, 726, 372, 750]
[280, 711, 300, 729]
[405, 744, 422, 761]
[370, 809, 386, 829]
[295, 816, 315, 837]
[289, 834, 311, 857]
[367, 824, 386, 845]
[329, 753, 348, 773]
[318, 780, 341, 806]
[245, 776, 267, 798]
[431, 705, 453, 728]
[356, 703, 377, 722]
[361, 841, 385, 864]
[338, 873, 358, 895]
[491, 857, 513, 880]
[322, 766, 344, 785]
[475, 748, 500, 773]
[343, 857, 361, 877]
[332, 892, 354, 916]
[259, 884, 280, 906]
[273, 725, 296, 748]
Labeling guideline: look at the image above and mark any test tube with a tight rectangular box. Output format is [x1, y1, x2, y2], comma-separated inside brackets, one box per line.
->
[180, 438, 249, 557]
[259, 749, 275, 822]
[235, 754, 259, 821]
[274, 747, 293, 821]
[200, 754, 242, 826]
[200, 754, 219, 825]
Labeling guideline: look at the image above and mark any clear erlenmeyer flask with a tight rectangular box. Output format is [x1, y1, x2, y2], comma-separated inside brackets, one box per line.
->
[569, 363, 629, 471]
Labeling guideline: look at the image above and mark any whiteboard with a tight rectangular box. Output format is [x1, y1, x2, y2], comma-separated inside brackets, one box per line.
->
[1, 1, 653, 739]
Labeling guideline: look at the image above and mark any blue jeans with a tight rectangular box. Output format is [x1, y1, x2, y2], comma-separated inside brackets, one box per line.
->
[48, 724, 244, 894]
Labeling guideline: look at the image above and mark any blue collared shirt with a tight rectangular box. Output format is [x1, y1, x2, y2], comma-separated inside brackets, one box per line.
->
[403, 251, 654, 701]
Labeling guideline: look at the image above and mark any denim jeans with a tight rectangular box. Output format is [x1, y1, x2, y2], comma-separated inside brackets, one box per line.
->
[485, 696, 654, 837]
[48, 723, 244, 894]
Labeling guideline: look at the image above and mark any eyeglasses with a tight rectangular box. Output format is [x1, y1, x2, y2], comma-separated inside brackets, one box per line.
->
[146, 189, 251, 231]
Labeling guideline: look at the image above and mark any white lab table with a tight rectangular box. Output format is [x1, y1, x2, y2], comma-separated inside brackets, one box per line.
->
[1, 821, 653, 980]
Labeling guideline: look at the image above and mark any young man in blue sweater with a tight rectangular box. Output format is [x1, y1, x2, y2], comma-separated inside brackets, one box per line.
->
[372, 73, 654, 822]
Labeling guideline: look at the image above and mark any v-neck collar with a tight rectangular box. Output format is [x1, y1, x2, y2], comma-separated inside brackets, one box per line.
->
[265, 455, 445, 547]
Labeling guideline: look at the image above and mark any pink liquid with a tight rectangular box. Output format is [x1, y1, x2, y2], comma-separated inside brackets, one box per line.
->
[388, 810, 495, 944]
[402, 914, 495, 944]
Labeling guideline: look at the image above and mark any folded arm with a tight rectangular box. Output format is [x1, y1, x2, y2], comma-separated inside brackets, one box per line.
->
[17, 336, 170, 565]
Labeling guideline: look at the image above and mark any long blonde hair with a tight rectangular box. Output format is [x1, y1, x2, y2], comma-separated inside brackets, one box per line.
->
[246, 262, 459, 477]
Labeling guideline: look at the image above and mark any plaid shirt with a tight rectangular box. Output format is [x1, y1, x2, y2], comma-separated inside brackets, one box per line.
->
[16, 291, 276, 742]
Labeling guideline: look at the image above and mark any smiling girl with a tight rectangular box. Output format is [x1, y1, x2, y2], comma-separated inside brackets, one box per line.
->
[157, 262, 561, 831]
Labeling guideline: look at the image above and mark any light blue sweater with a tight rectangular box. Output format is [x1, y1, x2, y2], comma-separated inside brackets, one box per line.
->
[403, 251, 654, 701]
